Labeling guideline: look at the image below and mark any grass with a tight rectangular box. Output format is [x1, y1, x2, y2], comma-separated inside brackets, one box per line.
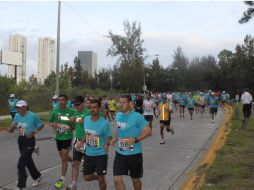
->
[199, 106, 254, 190]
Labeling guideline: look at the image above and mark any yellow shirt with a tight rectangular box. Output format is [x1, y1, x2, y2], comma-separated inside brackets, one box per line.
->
[159, 103, 170, 121]
[109, 99, 117, 111]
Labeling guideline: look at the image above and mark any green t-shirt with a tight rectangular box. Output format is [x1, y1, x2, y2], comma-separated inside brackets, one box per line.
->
[49, 107, 75, 140]
[73, 108, 91, 140]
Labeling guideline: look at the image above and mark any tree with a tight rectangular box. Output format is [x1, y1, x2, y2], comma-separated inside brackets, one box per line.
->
[107, 20, 146, 91]
[239, 1, 254, 23]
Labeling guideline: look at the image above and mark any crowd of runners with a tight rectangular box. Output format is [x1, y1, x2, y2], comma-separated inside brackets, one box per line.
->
[4, 89, 253, 190]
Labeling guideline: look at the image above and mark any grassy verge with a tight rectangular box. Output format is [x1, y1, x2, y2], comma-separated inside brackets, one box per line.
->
[199, 109, 254, 189]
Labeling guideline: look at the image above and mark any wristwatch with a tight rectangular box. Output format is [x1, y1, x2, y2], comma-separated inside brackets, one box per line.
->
[134, 137, 139, 143]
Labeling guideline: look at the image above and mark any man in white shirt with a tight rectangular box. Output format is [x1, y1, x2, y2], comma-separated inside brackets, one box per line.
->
[241, 88, 253, 128]
[143, 93, 156, 133]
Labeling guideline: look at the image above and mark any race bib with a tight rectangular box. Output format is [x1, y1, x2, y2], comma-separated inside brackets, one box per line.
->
[56, 124, 69, 134]
[86, 135, 100, 147]
[17, 123, 26, 136]
[73, 139, 86, 153]
[119, 138, 134, 151]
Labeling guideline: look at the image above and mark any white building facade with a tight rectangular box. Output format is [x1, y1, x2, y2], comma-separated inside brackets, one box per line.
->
[38, 37, 56, 84]
[7, 34, 26, 83]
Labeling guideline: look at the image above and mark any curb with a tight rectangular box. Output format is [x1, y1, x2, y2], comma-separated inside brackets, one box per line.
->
[181, 104, 233, 190]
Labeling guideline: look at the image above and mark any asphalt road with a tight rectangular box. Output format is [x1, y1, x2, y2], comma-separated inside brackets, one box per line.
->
[0, 108, 224, 190]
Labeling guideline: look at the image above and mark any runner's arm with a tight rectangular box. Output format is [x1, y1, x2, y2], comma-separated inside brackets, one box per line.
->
[6, 122, 17, 133]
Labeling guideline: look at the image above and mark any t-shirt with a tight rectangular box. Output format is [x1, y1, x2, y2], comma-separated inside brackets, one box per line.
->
[143, 99, 155, 116]
[187, 97, 195, 108]
[109, 99, 117, 111]
[84, 116, 112, 156]
[49, 108, 75, 140]
[159, 103, 171, 121]
[208, 96, 219, 108]
[8, 98, 18, 112]
[14, 111, 43, 136]
[115, 111, 148, 155]
[73, 108, 91, 140]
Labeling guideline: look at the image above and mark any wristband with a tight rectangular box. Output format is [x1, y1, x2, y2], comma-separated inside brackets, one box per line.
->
[134, 137, 139, 143]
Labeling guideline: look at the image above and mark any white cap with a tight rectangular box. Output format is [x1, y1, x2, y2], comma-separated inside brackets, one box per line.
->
[52, 95, 58, 99]
[16, 100, 28, 107]
[10, 94, 15, 98]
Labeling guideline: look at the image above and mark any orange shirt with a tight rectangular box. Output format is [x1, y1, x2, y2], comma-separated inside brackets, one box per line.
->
[159, 103, 170, 121]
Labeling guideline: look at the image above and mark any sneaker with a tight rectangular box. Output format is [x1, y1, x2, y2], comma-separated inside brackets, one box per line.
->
[160, 140, 165, 144]
[55, 179, 65, 189]
[32, 176, 43, 187]
[171, 128, 175, 135]
[66, 183, 77, 190]
[211, 119, 215, 123]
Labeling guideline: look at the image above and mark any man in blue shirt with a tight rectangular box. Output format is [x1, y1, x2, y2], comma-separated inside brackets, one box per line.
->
[8, 94, 19, 120]
[6, 100, 44, 190]
[110, 94, 151, 190]
[208, 92, 219, 123]
[76, 99, 112, 190]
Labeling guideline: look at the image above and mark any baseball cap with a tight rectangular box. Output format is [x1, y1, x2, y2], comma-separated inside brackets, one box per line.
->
[73, 96, 84, 106]
[16, 100, 28, 107]
[52, 95, 58, 99]
[10, 94, 15, 98]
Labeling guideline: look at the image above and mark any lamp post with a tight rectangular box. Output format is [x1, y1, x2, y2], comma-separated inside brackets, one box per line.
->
[55, 1, 61, 96]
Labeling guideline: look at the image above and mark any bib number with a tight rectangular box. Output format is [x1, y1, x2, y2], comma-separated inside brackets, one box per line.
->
[119, 138, 134, 151]
[86, 135, 100, 147]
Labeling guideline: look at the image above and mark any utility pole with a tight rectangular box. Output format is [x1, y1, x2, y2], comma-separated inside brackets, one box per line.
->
[55, 1, 61, 95]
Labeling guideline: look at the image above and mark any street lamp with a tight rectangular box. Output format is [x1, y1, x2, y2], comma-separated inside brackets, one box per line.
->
[55, 1, 61, 96]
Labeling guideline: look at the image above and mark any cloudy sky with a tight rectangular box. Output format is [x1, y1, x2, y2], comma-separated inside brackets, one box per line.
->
[0, 1, 253, 78]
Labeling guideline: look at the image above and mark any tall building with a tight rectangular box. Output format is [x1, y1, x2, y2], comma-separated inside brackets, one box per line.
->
[78, 51, 97, 76]
[8, 34, 26, 83]
[38, 37, 56, 84]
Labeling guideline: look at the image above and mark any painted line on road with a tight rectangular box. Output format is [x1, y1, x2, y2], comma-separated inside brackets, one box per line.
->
[180, 104, 233, 190]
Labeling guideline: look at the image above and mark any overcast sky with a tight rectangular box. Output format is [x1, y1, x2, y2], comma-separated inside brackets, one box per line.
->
[0, 1, 253, 78]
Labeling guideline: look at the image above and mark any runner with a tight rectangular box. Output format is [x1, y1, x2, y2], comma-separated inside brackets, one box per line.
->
[76, 99, 112, 190]
[143, 93, 156, 132]
[7, 93, 19, 120]
[110, 94, 151, 190]
[49, 94, 75, 189]
[158, 95, 174, 144]
[199, 92, 206, 117]
[66, 96, 90, 190]
[187, 93, 195, 120]
[178, 93, 187, 117]
[6, 100, 44, 190]
[208, 92, 219, 123]
[134, 94, 143, 114]
[241, 88, 252, 128]
[109, 96, 117, 121]
[52, 95, 59, 109]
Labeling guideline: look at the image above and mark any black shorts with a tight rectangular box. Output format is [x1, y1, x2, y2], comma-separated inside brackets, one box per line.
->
[188, 107, 194, 111]
[83, 154, 108, 176]
[173, 100, 178, 104]
[180, 105, 185, 108]
[144, 115, 153, 122]
[72, 138, 84, 161]
[243, 103, 252, 118]
[210, 107, 218, 114]
[113, 152, 143, 179]
[200, 105, 205, 109]
[56, 139, 72, 151]
[160, 119, 171, 126]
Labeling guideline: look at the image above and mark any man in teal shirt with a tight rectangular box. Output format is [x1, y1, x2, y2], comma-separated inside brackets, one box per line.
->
[76, 99, 112, 190]
[111, 94, 151, 190]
